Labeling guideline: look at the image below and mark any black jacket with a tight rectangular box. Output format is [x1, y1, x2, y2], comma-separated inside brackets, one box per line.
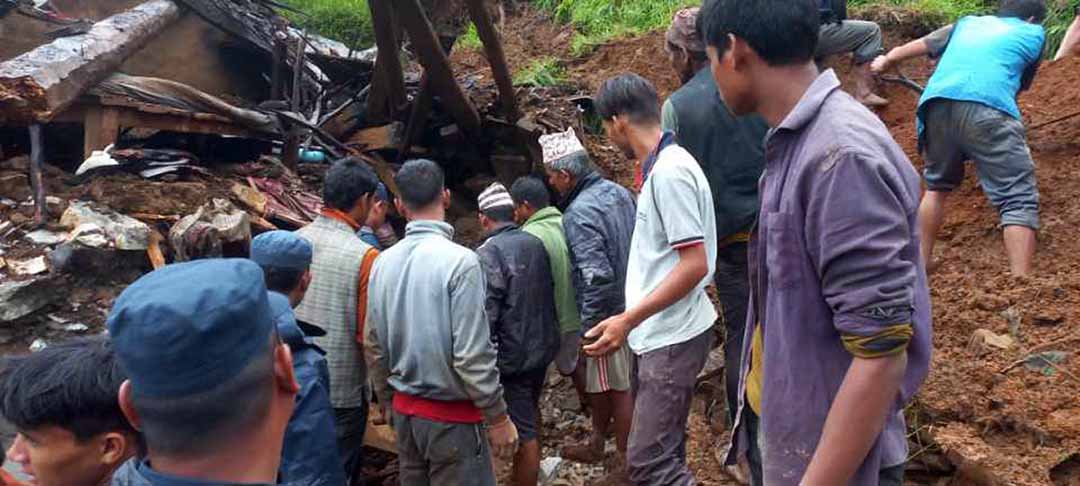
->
[561, 172, 636, 330]
[477, 224, 560, 378]
[820, 0, 847, 23]
[666, 68, 768, 241]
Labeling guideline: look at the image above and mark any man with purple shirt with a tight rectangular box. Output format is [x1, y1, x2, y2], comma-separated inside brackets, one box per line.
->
[698, 0, 933, 485]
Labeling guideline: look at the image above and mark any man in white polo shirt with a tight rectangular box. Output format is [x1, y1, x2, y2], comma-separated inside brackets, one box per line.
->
[584, 73, 717, 486]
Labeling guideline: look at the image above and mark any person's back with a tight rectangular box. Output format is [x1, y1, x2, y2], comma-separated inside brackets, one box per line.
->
[921, 14, 1045, 120]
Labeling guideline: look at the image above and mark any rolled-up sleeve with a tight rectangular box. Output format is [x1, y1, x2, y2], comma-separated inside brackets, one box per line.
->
[803, 149, 916, 354]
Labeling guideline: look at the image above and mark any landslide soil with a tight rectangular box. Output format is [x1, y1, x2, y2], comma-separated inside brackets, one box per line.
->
[455, 6, 1080, 485]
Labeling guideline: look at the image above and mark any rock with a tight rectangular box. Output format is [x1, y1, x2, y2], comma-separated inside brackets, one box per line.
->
[70, 223, 110, 248]
[48, 241, 148, 278]
[1032, 311, 1064, 327]
[29, 338, 47, 352]
[1023, 351, 1069, 374]
[1001, 307, 1022, 338]
[8, 256, 48, 276]
[539, 457, 565, 486]
[973, 291, 1009, 312]
[60, 201, 151, 250]
[0, 278, 61, 322]
[24, 229, 67, 246]
[47, 322, 90, 333]
[169, 199, 251, 261]
[968, 328, 1015, 356]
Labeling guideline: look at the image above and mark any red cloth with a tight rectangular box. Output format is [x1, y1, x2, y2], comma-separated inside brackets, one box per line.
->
[393, 392, 484, 424]
[0, 470, 27, 486]
[321, 208, 362, 231]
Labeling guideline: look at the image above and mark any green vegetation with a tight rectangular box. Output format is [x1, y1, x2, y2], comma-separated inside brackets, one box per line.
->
[459, 23, 484, 51]
[277, 0, 373, 50]
[849, 0, 990, 22]
[513, 57, 567, 86]
[531, 0, 698, 55]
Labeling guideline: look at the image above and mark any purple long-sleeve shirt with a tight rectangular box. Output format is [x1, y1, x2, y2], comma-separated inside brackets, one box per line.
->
[726, 70, 933, 485]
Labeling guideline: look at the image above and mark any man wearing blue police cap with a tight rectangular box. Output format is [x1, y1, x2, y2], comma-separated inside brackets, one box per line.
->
[108, 259, 300, 486]
[251, 231, 347, 486]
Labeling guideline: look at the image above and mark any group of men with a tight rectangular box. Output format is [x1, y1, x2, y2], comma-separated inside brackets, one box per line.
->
[0, 0, 1065, 484]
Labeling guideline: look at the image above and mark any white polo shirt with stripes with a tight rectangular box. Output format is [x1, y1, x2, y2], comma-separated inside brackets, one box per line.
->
[625, 142, 718, 355]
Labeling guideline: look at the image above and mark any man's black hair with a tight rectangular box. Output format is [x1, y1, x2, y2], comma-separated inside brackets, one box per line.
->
[510, 176, 551, 210]
[131, 336, 275, 455]
[482, 206, 516, 223]
[323, 157, 380, 211]
[699, 0, 819, 66]
[0, 337, 137, 442]
[998, 0, 1047, 22]
[262, 266, 305, 294]
[395, 159, 446, 209]
[594, 73, 662, 125]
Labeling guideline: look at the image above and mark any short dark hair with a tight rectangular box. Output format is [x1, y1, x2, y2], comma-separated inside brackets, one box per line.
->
[323, 157, 380, 211]
[699, 0, 819, 66]
[594, 73, 661, 125]
[0, 337, 137, 442]
[131, 336, 274, 455]
[262, 266, 305, 293]
[510, 176, 550, 210]
[998, 0, 1047, 22]
[482, 206, 515, 223]
[395, 159, 445, 209]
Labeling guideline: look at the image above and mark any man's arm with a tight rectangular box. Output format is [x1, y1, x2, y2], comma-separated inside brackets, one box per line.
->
[363, 263, 393, 408]
[476, 244, 508, 339]
[871, 24, 953, 73]
[660, 98, 679, 134]
[448, 257, 508, 422]
[1054, 13, 1080, 61]
[801, 150, 918, 484]
[563, 213, 620, 329]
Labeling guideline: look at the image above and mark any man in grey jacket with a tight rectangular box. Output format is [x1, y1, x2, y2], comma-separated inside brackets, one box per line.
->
[365, 159, 518, 486]
[543, 129, 636, 481]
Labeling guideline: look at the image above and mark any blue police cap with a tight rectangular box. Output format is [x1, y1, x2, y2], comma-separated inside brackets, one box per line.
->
[107, 259, 275, 398]
[250, 230, 313, 270]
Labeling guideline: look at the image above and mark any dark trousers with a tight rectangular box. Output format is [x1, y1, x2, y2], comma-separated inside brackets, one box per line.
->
[627, 330, 713, 486]
[334, 401, 369, 485]
[714, 242, 750, 425]
[394, 414, 496, 486]
[744, 408, 905, 486]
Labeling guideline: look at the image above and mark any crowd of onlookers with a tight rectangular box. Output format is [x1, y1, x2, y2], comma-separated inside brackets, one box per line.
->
[0, 0, 1071, 485]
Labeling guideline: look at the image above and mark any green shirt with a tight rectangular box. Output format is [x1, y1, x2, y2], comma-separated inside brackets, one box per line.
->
[521, 206, 582, 334]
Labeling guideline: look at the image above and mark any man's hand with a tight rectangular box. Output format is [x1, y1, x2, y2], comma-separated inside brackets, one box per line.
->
[582, 313, 635, 357]
[372, 403, 391, 427]
[870, 54, 891, 74]
[486, 415, 519, 459]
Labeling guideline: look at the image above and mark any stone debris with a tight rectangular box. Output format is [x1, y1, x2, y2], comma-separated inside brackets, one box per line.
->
[8, 255, 48, 276]
[967, 328, 1015, 356]
[29, 338, 48, 352]
[60, 201, 151, 250]
[24, 229, 68, 246]
[0, 278, 61, 322]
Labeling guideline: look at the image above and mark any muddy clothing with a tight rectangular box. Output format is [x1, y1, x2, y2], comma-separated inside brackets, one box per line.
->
[111, 459, 296, 486]
[726, 70, 932, 485]
[477, 223, 560, 377]
[585, 344, 633, 393]
[921, 99, 1040, 229]
[627, 329, 712, 486]
[365, 220, 507, 422]
[269, 292, 346, 486]
[503, 368, 547, 442]
[817, 20, 884, 64]
[394, 414, 496, 486]
[561, 172, 636, 331]
[521, 206, 582, 335]
[662, 68, 767, 244]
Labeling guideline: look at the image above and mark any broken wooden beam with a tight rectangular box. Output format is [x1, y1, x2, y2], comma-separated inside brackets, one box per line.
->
[465, 0, 520, 121]
[346, 122, 405, 151]
[28, 124, 46, 227]
[0, 0, 181, 124]
[395, 0, 482, 136]
[366, 0, 407, 122]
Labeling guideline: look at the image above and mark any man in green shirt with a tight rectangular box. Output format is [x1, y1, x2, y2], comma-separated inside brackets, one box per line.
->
[510, 176, 586, 404]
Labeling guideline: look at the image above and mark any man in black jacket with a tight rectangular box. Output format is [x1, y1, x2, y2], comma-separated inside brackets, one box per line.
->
[475, 182, 560, 486]
[542, 128, 636, 482]
[816, 0, 889, 107]
[663, 7, 768, 439]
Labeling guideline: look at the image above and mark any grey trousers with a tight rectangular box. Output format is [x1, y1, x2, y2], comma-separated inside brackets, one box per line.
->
[394, 414, 496, 486]
[334, 403, 369, 484]
[627, 330, 714, 486]
[817, 20, 884, 64]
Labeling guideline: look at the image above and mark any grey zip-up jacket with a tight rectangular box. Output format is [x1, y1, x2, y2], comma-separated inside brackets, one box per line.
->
[364, 220, 507, 421]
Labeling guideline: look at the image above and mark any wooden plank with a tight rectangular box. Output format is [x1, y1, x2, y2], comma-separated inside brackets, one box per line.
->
[397, 74, 433, 164]
[366, 0, 407, 122]
[395, 0, 482, 136]
[83, 106, 120, 158]
[465, 0, 520, 121]
[28, 124, 46, 227]
[0, 0, 181, 124]
[346, 122, 405, 151]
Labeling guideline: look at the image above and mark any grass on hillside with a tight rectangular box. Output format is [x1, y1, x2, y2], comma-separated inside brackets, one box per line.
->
[513, 57, 566, 86]
[531, 0, 698, 55]
[277, 0, 373, 50]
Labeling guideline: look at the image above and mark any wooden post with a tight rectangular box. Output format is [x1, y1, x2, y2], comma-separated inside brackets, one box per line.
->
[368, 0, 407, 117]
[271, 34, 287, 100]
[28, 125, 47, 227]
[283, 37, 305, 169]
[395, 0, 482, 136]
[83, 106, 120, 159]
[465, 0, 520, 121]
[397, 74, 433, 164]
